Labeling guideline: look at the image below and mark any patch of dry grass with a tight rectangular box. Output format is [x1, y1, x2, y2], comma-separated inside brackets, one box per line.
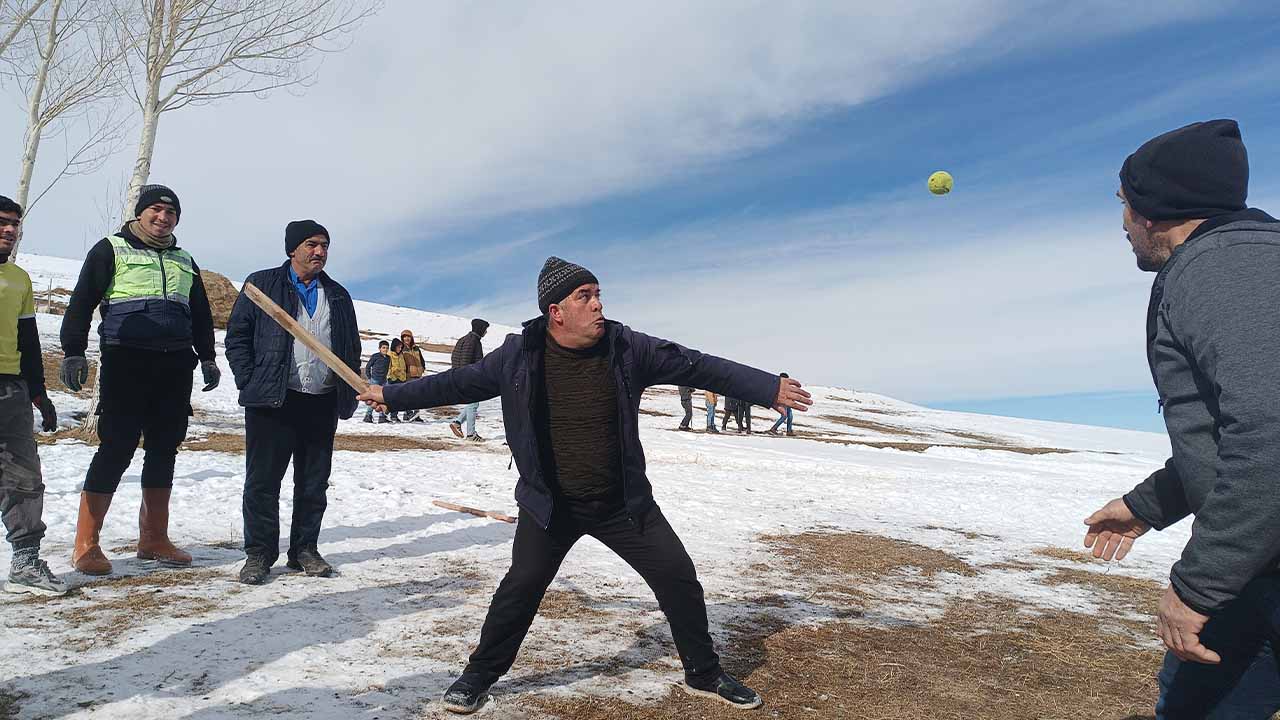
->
[1035, 546, 1103, 564]
[1043, 567, 1163, 618]
[56, 569, 224, 650]
[530, 531, 1161, 720]
[923, 524, 1000, 541]
[537, 589, 613, 620]
[824, 414, 927, 438]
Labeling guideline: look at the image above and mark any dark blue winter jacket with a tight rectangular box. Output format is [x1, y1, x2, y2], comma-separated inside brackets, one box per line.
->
[383, 316, 780, 529]
[225, 262, 362, 419]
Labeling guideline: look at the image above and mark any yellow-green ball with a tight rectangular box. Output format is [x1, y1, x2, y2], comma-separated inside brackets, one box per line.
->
[928, 171, 953, 195]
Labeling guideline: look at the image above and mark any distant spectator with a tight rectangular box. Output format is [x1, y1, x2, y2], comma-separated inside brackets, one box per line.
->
[677, 386, 694, 431]
[722, 397, 743, 433]
[769, 374, 795, 436]
[704, 390, 719, 434]
[386, 338, 407, 422]
[363, 340, 391, 423]
[741, 401, 752, 434]
[399, 330, 427, 422]
[449, 319, 489, 441]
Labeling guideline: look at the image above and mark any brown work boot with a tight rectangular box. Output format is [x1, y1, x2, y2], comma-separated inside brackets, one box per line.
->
[72, 491, 113, 576]
[136, 488, 192, 566]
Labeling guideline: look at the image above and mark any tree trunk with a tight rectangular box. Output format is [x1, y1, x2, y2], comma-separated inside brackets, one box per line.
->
[11, 0, 60, 258]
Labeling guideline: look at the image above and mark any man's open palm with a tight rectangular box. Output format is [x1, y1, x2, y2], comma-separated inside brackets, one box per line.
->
[774, 377, 813, 414]
[1084, 497, 1149, 561]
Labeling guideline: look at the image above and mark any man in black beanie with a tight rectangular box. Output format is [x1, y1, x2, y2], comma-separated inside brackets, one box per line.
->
[448, 318, 489, 440]
[225, 219, 361, 585]
[60, 183, 219, 576]
[359, 255, 813, 714]
[1084, 119, 1280, 717]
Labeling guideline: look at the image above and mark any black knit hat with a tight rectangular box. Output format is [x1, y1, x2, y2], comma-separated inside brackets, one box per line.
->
[285, 219, 329, 256]
[537, 256, 598, 314]
[472, 318, 490, 334]
[1120, 119, 1249, 222]
[135, 184, 180, 218]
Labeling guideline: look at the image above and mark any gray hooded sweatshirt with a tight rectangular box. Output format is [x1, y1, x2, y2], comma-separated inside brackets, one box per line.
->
[1124, 209, 1280, 614]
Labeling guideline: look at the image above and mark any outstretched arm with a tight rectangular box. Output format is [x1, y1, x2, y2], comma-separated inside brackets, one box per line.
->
[633, 330, 812, 412]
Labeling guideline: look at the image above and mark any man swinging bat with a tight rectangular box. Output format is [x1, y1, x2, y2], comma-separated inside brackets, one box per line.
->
[358, 256, 814, 713]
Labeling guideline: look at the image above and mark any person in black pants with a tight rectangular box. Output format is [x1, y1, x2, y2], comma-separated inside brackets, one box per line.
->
[225, 220, 361, 585]
[359, 256, 813, 714]
[59, 185, 220, 576]
[677, 385, 694, 430]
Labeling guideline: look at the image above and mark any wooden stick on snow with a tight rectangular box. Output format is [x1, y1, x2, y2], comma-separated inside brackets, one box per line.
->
[242, 282, 370, 394]
[433, 500, 517, 524]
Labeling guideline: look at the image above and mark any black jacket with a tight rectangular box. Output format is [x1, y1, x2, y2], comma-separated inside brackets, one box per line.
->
[384, 317, 780, 529]
[60, 225, 215, 360]
[451, 331, 484, 369]
[365, 351, 390, 384]
[224, 262, 361, 419]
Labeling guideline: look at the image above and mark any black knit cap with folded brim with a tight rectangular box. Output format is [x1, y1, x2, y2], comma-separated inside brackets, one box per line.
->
[134, 184, 181, 219]
[537, 256, 598, 314]
[1120, 119, 1249, 222]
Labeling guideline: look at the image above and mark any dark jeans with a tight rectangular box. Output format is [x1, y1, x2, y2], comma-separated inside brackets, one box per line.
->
[1156, 573, 1280, 719]
[463, 501, 721, 685]
[84, 347, 194, 493]
[679, 396, 693, 428]
[242, 391, 338, 565]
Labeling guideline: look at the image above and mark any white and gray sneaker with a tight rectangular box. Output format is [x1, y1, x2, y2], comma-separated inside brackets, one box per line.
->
[5, 555, 68, 597]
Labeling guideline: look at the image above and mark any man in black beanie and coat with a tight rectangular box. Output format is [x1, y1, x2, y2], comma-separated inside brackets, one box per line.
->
[449, 317, 489, 440]
[60, 184, 219, 576]
[225, 220, 361, 585]
[1083, 119, 1280, 717]
[358, 256, 812, 714]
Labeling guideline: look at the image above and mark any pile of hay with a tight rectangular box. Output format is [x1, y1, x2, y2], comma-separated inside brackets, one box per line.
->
[201, 270, 238, 329]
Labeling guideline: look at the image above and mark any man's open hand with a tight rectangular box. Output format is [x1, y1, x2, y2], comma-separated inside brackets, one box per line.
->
[1084, 497, 1149, 561]
[774, 377, 813, 414]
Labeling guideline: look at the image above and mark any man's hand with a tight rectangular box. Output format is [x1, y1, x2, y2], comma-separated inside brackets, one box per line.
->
[59, 356, 88, 392]
[357, 384, 387, 413]
[1083, 497, 1149, 561]
[1158, 585, 1220, 664]
[200, 360, 221, 392]
[32, 394, 56, 432]
[774, 377, 813, 414]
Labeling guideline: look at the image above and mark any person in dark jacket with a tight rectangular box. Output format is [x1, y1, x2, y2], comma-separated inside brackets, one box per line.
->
[677, 385, 694, 430]
[363, 340, 390, 423]
[1084, 119, 1280, 717]
[60, 185, 219, 576]
[358, 256, 812, 714]
[225, 220, 361, 585]
[721, 396, 742, 432]
[448, 318, 488, 440]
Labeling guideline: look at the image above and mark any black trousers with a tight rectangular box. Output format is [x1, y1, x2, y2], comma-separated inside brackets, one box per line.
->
[679, 396, 693, 428]
[84, 347, 194, 493]
[242, 390, 338, 565]
[464, 501, 721, 685]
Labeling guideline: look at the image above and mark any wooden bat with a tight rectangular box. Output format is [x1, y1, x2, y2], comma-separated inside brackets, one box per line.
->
[433, 500, 517, 524]
[242, 282, 370, 394]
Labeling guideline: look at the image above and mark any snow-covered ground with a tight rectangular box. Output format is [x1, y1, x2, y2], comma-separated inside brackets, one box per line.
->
[0, 254, 1180, 719]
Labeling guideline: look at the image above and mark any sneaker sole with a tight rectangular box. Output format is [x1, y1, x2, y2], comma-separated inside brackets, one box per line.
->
[4, 580, 68, 597]
[680, 683, 763, 710]
[442, 695, 489, 714]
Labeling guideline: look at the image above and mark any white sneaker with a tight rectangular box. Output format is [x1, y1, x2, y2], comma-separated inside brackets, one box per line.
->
[5, 557, 68, 596]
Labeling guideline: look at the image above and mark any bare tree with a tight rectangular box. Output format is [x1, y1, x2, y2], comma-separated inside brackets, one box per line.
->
[0, 0, 49, 58]
[113, 0, 380, 219]
[5, 0, 128, 254]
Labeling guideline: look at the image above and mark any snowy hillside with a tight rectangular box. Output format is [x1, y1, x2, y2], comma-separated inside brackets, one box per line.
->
[0, 254, 1179, 719]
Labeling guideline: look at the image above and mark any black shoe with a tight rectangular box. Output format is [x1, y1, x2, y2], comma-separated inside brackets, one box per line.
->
[286, 546, 333, 577]
[239, 554, 271, 585]
[363, 415, 374, 423]
[683, 671, 762, 709]
[677, 425, 691, 431]
[442, 674, 491, 714]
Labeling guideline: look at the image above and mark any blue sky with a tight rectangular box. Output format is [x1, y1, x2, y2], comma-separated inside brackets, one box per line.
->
[7, 2, 1280, 432]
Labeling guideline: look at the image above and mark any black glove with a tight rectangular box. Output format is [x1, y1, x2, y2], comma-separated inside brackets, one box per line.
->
[32, 394, 56, 432]
[60, 356, 88, 392]
[201, 360, 221, 392]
